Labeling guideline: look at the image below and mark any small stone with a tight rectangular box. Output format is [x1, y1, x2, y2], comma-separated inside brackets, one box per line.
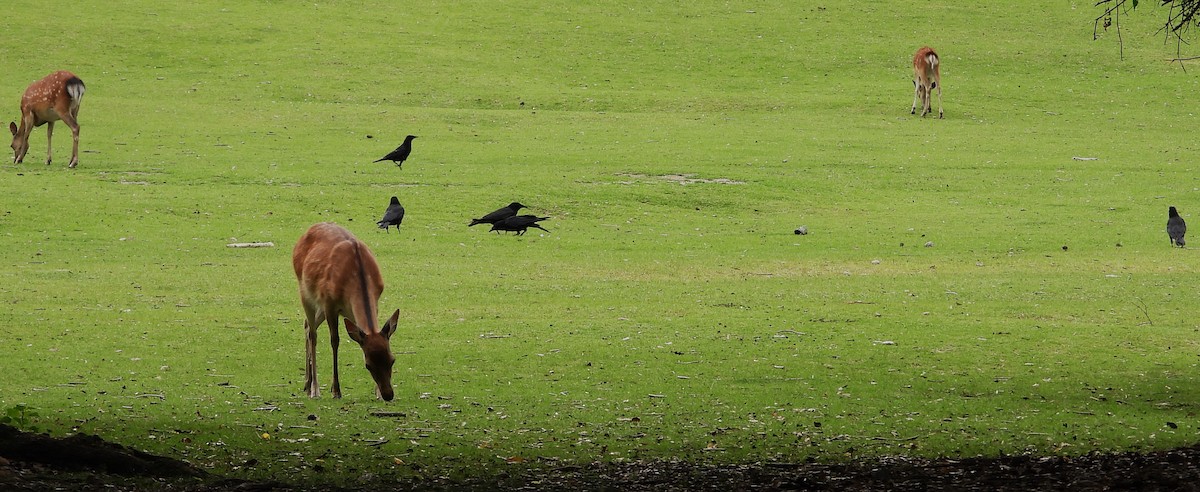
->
[924, 241, 934, 248]
[794, 226, 808, 235]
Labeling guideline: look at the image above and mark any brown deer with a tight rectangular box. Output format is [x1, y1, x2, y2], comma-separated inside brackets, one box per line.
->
[910, 47, 942, 118]
[9, 71, 86, 168]
[293, 223, 400, 400]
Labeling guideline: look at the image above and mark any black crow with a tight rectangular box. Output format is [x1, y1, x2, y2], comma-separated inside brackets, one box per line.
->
[469, 202, 526, 226]
[377, 196, 405, 233]
[373, 135, 417, 167]
[490, 215, 550, 235]
[1168, 206, 1186, 247]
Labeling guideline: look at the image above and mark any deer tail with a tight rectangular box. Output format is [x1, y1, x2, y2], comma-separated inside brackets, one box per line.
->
[65, 77, 86, 113]
[66, 77, 85, 102]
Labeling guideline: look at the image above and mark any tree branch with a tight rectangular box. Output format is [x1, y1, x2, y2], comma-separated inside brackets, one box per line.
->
[1094, 0, 1130, 59]
[1096, 0, 1200, 64]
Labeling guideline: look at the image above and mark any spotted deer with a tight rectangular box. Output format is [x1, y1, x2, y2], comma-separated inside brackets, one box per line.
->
[293, 223, 400, 400]
[911, 47, 943, 118]
[9, 71, 86, 168]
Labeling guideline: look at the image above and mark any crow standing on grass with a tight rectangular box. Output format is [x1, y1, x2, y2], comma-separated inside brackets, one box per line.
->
[374, 135, 417, 167]
[469, 202, 526, 227]
[377, 196, 405, 233]
[1168, 206, 1186, 247]
[490, 215, 550, 235]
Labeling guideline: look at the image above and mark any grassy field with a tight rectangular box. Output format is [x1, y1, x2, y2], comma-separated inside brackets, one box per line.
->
[2, 0, 1200, 485]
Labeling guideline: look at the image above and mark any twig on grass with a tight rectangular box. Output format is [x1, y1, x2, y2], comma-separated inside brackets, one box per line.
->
[1133, 298, 1153, 326]
[226, 242, 275, 248]
[134, 394, 166, 400]
[861, 434, 923, 442]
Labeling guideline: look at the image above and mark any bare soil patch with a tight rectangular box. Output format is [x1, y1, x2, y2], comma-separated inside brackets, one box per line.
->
[2, 424, 1198, 491]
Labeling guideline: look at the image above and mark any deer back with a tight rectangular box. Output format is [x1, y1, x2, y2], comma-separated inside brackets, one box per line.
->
[912, 47, 939, 88]
[292, 222, 386, 330]
[18, 71, 85, 128]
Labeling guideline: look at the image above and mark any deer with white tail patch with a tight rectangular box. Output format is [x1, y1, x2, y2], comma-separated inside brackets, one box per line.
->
[911, 47, 942, 119]
[9, 71, 86, 168]
[293, 223, 400, 400]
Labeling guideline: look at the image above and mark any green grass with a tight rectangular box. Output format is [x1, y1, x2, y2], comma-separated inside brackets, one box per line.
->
[2, 0, 1200, 485]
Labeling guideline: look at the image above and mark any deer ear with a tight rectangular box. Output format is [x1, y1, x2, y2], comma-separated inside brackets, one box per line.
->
[344, 318, 367, 344]
[381, 310, 400, 339]
[8, 122, 16, 136]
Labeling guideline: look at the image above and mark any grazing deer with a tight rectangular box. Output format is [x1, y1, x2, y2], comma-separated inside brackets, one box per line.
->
[293, 223, 400, 400]
[9, 71, 86, 168]
[910, 47, 942, 119]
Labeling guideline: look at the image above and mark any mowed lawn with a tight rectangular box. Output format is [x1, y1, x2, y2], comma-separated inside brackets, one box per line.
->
[1, 0, 1199, 483]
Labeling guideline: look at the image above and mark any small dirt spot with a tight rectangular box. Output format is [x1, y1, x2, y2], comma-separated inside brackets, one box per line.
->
[615, 172, 744, 185]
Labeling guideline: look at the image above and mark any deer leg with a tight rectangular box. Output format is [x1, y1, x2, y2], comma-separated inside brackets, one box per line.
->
[60, 111, 80, 168]
[304, 319, 319, 398]
[45, 121, 54, 165]
[328, 316, 342, 399]
[934, 80, 943, 119]
[920, 85, 931, 117]
[916, 85, 925, 117]
[911, 80, 919, 114]
[303, 307, 323, 398]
